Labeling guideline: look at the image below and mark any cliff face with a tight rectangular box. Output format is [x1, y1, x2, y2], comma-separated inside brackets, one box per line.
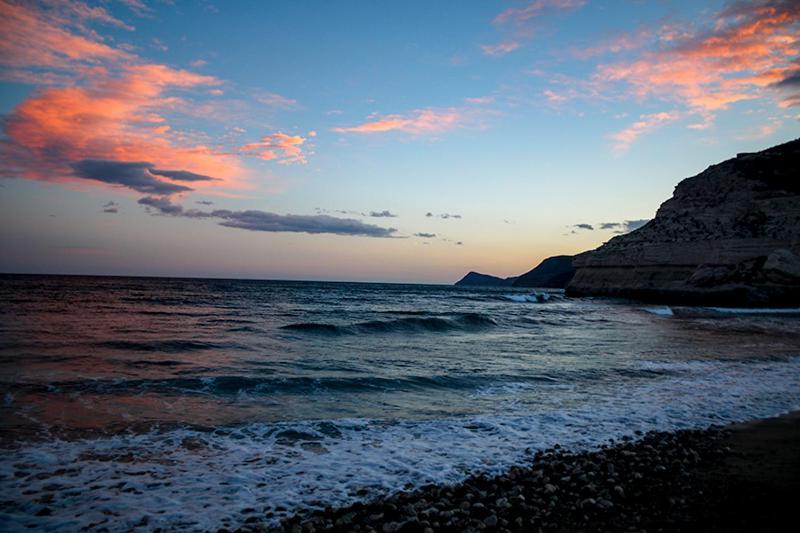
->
[513, 255, 575, 288]
[567, 138, 800, 306]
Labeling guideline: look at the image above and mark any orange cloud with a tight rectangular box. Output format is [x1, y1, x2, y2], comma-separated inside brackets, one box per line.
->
[595, 1, 800, 114]
[2, 66, 243, 190]
[0, 0, 131, 73]
[333, 108, 464, 135]
[239, 133, 308, 165]
[610, 111, 678, 153]
[0, 1, 247, 194]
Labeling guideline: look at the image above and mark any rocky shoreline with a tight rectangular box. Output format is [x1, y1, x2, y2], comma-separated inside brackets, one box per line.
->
[261, 412, 800, 532]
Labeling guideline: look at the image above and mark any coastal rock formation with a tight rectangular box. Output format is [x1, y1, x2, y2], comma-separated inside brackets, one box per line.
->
[512, 255, 575, 288]
[455, 272, 517, 287]
[455, 256, 575, 289]
[567, 138, 800, 306]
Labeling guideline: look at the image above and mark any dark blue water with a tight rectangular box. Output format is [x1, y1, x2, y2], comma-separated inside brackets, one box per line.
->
[1, 275, 799, 530]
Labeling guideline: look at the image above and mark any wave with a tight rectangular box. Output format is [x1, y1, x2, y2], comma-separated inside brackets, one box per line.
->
[503, 292, 558, 303]
[2, 356, 799, 531]
[1, 367, 680, 398]
[281, 313, 498, 335]
[97, 339, 242, 353]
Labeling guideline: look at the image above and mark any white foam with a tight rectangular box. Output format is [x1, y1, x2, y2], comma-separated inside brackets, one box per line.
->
[642, 306, 674, 316]
[504, 292, 550, 303]
[2, 356, 800, 531]
[706, 307, 800, 315]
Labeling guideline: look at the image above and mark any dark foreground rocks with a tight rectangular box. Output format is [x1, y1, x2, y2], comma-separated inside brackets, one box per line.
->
[262, 412, 800, 533]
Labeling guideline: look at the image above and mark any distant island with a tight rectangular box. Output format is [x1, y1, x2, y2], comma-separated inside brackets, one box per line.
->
[458, 138, 800, 306]
[455, 255, 576, 288]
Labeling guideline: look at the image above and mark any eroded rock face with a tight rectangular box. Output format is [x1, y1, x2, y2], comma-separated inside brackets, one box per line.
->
[567, 138, 800, 306]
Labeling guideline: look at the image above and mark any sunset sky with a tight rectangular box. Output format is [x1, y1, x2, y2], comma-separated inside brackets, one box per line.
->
[1, 0, 799, 283]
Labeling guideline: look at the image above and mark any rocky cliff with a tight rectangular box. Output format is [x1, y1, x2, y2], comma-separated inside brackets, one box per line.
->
[567, 138, 800, 306]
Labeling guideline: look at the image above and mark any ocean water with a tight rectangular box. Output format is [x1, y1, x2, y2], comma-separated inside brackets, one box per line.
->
[1, 274, 799, 531]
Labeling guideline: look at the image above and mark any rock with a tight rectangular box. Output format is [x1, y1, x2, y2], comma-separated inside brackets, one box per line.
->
[454, 271, 517, 287]
[483, 514, 498, 527]
[567, 138, 800, 306]
[512, 255, 576, 288]
[544, 484, 557, 494]
[580, 498, 596, 509]
[763, 248, 800, 283]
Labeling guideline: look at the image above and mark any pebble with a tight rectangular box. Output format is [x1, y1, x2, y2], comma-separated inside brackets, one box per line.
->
[268, 427, 730, 533]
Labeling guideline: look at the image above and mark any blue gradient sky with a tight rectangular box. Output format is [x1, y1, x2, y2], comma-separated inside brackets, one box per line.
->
[1, 0, 798, 282]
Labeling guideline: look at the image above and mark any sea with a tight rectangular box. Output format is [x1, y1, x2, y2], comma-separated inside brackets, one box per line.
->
[1, 274, 799, 530]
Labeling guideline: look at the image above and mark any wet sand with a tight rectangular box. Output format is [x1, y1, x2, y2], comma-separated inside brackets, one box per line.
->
[264, 411, 800, 532]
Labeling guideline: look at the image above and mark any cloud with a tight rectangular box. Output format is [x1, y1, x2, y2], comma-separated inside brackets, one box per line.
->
[775, 70, 800, 88]
[481, 41, 520, 57]
[238, 133, 308, 164]
[135, 199, 398, 237]
[598, 219, 650, 233]
[611, 111, 678, 152]
[574, 223, 594, 230]
[623, 219, 649, 232]
[465, 96, 495, 105]
[0, 0, 132, 72]
[253, 90, 298, 109]
[138, 195, 184, 215]
[426, 212, 462, 219]
[773, 68, 800, 107]
[594, 1, 800, 117]
[196, 200, 214, 206]
[489, 0, 585, 52]
[414, 232, 437, 238]
[211, 210, 396, 237]
[0, 1, 247, 195]
[102, 200, 118, 214]
[493, 0, 585, 25]
[369, 210, 397, 218]
[334, 108, 464, 135]
[71, 160, 197, 195]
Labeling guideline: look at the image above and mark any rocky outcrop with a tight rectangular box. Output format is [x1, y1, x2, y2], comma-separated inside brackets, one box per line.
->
[513, 255, 575, 288]
[455, 271, 517, 287]
[567, 138, 800, 306]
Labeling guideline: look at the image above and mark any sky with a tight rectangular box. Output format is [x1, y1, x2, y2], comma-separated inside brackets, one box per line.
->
[1, 0, 799, 283]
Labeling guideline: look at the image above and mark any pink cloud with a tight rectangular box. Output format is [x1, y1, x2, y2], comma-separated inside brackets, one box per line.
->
[333, 108, 464, 136]
[239, 133, 308, 165]
[486, 0, 584, 56]
[610, 111, 678, 153]
[464, 96, 495, 105]
[481, 41, 520, 57]
[493, 0, 585, 25]
[0, 0, 132, 72]
[595, 1, 800, 113]
[0, 1, 249, 195]
[254, 91, 298, 109]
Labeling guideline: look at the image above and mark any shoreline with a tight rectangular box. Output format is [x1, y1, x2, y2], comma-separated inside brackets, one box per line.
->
[264, 411, 800, 532]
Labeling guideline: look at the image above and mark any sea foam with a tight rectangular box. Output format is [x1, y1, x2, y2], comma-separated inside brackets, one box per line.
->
[2, 356, 799, 531]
